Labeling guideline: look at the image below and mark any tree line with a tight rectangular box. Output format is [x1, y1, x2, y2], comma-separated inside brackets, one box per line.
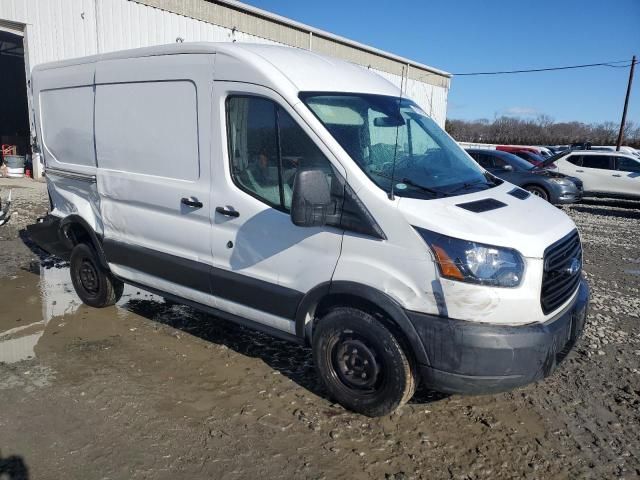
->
[445, 115, 640, 148]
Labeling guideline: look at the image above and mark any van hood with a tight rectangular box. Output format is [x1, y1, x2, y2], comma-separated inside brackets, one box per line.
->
[397, 181, 576, 258]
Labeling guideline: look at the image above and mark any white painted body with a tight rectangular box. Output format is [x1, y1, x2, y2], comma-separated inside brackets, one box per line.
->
[32, 43, 580, 335]
[555, 151, 640, 198]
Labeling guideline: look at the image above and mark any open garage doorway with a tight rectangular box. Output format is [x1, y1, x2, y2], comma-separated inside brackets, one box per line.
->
[0, 29, 30, 159]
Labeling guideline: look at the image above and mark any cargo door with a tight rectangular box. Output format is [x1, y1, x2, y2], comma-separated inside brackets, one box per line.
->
[94, 54, 216, 305]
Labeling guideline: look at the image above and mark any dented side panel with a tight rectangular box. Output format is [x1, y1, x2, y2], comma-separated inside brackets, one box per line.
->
[32, 61, 102, 235]
[47, 174, 103, 236]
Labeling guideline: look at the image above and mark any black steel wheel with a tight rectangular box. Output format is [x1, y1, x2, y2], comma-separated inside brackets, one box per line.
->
[525, 185, 549, 202]
[70, 243, 123, 308]
[312, 307, 416, 417]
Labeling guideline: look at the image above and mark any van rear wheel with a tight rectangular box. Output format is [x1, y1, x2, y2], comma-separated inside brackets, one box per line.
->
[70, 243, 123, 308]
[312, 307, 416, 417]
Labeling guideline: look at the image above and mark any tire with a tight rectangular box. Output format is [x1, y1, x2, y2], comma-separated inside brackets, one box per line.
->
[525, 185, 549, 202]
[70, 243, 124, 308]
[312, 307, 416, 417]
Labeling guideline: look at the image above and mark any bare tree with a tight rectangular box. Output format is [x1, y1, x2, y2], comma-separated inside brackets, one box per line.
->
[446, 116, 640, 147]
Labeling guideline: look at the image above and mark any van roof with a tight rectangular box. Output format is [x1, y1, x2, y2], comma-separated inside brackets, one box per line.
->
[32, 42, 401, 97]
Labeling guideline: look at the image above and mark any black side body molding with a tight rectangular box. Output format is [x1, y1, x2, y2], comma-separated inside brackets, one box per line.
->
[103, 239, 303, 320]
[125, 278, 303, 345]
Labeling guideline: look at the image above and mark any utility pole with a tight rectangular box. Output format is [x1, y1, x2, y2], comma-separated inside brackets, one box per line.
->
[616, 55, 636, 151]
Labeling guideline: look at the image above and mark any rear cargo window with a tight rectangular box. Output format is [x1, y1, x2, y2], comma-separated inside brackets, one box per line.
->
[95, 81, 199, 180]
[40, 86, 96, 167]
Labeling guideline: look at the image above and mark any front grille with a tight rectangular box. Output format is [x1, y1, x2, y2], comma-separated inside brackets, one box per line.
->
[541, 230, 582, 314]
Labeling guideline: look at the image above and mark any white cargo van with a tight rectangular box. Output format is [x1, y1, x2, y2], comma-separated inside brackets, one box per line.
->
[28, 43, 589, 416]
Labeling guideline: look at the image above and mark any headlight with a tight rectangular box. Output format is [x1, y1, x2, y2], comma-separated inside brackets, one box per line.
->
[549, 178, 570, 185]
[415, 227, 524, 287]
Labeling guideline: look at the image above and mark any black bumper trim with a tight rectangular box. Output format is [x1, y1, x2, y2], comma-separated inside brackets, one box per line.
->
[408, 279, 589, 394]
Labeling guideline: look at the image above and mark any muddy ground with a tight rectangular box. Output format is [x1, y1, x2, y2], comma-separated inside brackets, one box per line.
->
[0, 177, 639, 480]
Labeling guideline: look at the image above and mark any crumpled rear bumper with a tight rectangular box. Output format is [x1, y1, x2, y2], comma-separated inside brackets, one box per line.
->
[408, 279, 589, 394]
[26, 214, 71, 259]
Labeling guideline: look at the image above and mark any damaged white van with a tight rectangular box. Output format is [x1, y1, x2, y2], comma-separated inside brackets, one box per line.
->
[29, 43, 589, 416]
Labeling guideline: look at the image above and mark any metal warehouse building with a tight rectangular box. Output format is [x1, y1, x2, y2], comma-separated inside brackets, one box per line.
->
[0, 0, 451, 159]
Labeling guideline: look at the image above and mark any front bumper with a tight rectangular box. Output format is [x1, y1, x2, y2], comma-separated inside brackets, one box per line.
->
[408, 279, 589, 394]
[556, 192, 583, 204]
[553, 185, 583, 204]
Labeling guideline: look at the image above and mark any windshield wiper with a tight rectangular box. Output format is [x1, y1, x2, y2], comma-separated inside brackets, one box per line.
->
[446, 179, 493, 195]
[369, 170, 446, 197]
[400, 178, 446, 197]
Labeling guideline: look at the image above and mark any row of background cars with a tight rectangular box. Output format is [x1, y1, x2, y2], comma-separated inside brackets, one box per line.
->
[461, 142, 640, 205]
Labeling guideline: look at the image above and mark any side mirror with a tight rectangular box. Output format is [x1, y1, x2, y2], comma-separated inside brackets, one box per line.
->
[503, 164, 513, 171]
[291, 169, 332, 227]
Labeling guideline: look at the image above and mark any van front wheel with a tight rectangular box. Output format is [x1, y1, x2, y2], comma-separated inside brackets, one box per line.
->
[312, 307, 416, 417]
[70, 243, 124, 308]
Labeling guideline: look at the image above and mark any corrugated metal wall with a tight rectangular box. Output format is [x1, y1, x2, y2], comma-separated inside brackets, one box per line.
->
[0, 0, 449, 126]
[0, 0, 99, 68]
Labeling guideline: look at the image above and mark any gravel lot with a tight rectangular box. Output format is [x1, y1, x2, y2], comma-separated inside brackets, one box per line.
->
[0, 177, 638, 479]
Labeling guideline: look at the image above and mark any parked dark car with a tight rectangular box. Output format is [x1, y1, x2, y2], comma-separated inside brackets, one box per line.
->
[509, 150, 559, 169]
[466, 149, 583, 204]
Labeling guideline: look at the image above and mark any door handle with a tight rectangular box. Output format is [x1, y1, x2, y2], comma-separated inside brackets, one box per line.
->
[181, 197, 203, 208]
[215, 206, 240, 218]
[612, 174, 622, 177]
[575, 169, 584, 172]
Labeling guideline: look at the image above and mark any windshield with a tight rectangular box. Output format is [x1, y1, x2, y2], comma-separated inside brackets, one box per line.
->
[301, 93, 496, 199]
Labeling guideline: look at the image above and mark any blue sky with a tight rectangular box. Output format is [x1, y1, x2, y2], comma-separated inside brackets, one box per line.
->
[243, 0, 639, 125]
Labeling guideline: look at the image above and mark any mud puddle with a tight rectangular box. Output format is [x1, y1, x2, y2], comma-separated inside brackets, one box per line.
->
[0, 263, 163, 364]
[0, 260, 561, 479]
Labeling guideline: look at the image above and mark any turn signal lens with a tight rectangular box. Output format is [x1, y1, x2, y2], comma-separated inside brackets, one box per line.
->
[432, 245, 465, 280]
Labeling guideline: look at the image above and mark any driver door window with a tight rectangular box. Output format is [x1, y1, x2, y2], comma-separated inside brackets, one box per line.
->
[226, 96, 334, 211]
[492, 156, 509, 170]
[476, 153, 494, 169]
[617, 157, 640, 173]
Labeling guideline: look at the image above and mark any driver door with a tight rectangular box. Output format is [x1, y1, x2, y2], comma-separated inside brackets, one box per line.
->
[209, 82, 345, 332]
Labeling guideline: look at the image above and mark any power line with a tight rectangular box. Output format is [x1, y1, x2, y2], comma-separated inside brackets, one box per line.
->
[452, 59, 637, 76]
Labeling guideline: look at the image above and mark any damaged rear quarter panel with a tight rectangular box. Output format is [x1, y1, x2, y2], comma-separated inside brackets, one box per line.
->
[48, 176, 103, 236]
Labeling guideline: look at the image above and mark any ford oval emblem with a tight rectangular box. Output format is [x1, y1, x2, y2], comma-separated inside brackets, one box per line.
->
[565, 257, 581, 276]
